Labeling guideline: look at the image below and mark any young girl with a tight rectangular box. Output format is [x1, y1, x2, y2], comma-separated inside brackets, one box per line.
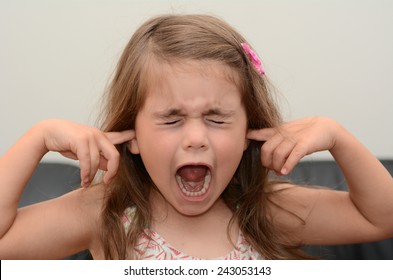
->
[0, 14, 392, 260]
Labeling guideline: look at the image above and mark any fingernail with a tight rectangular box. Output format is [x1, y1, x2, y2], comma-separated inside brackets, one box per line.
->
[281, 168, 288, 175]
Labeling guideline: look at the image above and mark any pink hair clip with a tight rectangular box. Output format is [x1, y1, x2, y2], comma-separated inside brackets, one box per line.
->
[241, 42, 265, 75]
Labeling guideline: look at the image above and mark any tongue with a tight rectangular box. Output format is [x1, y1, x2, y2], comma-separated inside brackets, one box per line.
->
[178, 166, 207, 181]
[177, 166, 208, 192]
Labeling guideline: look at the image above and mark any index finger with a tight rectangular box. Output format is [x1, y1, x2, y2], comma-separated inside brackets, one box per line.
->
[247, 128, 276, 141]
[105, 130, 135, 145]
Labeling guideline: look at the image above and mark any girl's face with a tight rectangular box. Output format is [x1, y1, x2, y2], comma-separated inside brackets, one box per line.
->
[129, 61, 248, 216]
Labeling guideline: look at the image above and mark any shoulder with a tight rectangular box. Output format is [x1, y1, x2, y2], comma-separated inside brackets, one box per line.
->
[45, 183, 108, 258]
[70, 184, 108, 256]
[42, 183, 108, 250]
[69, 183, 107, 212]
[266, 182, 363, 246]
[266, 182, 322, 218]
[265, 182, 325, 241]
[266, 182, 337, 219]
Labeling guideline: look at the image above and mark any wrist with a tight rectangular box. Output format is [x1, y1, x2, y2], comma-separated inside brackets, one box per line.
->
[328, 120, 354, 158]
[28, 120, 53, 156]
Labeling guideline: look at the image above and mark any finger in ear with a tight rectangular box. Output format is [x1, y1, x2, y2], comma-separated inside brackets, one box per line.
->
[127, 138, 140, 154]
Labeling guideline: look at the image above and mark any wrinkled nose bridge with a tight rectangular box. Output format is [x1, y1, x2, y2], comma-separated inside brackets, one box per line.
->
[182, 119, 208, 149]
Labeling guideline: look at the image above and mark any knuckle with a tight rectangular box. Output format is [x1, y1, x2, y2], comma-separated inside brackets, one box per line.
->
[261, 156, 270, 165]
[78, 150, 91, 161]
[293, 143, 308, 155]
[76, 133, 91, 144]
[274, 147, 287, 159]
[260, 143, 272, 155]
[114, 149, 120, 158]
[108, 149, 120, 161]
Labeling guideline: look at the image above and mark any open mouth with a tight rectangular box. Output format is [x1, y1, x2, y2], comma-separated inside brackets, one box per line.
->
[176, 165, 211, 197]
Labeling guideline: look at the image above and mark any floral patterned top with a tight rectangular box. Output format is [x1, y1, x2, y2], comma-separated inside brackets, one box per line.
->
[122, 207, 263, 260]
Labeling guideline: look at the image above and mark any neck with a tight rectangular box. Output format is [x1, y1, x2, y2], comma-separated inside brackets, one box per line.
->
[148, 190, 239, 258]
[150, 189, 231, 224]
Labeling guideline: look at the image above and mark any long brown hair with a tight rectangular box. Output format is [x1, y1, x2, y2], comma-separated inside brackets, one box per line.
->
[98, 14, 304, 259]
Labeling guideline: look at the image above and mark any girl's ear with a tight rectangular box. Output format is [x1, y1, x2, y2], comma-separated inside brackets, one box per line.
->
[244, 138, 250, 151]
[127, 138, 140, 154]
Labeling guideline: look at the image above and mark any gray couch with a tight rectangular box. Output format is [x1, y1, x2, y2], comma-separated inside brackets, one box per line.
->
[22, 160, 393, 259]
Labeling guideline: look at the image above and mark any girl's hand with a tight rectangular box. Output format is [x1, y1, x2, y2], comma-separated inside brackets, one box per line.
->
[38, 119, 134, 186]
[247, 117, 340, 176]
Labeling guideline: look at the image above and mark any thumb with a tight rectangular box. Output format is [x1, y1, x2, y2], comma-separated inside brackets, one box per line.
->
[247, 128, 276, 141]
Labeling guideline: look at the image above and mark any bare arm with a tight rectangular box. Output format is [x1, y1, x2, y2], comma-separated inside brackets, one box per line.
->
[0, 123, 47, 237]
[0, 120, 134, 258]
[248, 117, 393, 245]
[0, 186, 105, 259]
[330, 121, 393, 232]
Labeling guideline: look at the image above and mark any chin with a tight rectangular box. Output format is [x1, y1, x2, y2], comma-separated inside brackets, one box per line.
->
[175, 207, 210, 217]
[172, 199, 217, 217]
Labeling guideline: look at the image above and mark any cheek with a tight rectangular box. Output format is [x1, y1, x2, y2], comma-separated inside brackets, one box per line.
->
[136, 129, 176, 178]
[213, 131, 247, 167]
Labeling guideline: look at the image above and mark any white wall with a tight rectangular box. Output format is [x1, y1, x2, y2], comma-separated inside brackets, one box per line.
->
[1, 0, 392, 163]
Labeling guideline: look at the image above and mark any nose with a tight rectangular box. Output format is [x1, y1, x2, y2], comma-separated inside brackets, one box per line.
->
[182, 120, 209, 151]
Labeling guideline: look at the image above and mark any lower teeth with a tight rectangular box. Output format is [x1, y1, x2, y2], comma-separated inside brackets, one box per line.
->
[176, 172, 211, 197]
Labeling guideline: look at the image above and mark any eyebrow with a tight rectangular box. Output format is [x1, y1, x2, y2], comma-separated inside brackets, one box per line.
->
[153, 108, 185, 119]
[203, 108, 236, 117]
[153, 107, 236, 118]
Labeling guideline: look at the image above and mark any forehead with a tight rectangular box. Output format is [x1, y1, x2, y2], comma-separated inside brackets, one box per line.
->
[141, 59, 243, 108]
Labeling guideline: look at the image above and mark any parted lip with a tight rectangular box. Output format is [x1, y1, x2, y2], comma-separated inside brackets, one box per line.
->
[175, 162, 213, 175]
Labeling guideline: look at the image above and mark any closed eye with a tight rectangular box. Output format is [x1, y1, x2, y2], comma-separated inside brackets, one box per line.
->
[207, 119, 225, 124]
[204, 108, 234, 126]
[164, 119, 181, 125]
